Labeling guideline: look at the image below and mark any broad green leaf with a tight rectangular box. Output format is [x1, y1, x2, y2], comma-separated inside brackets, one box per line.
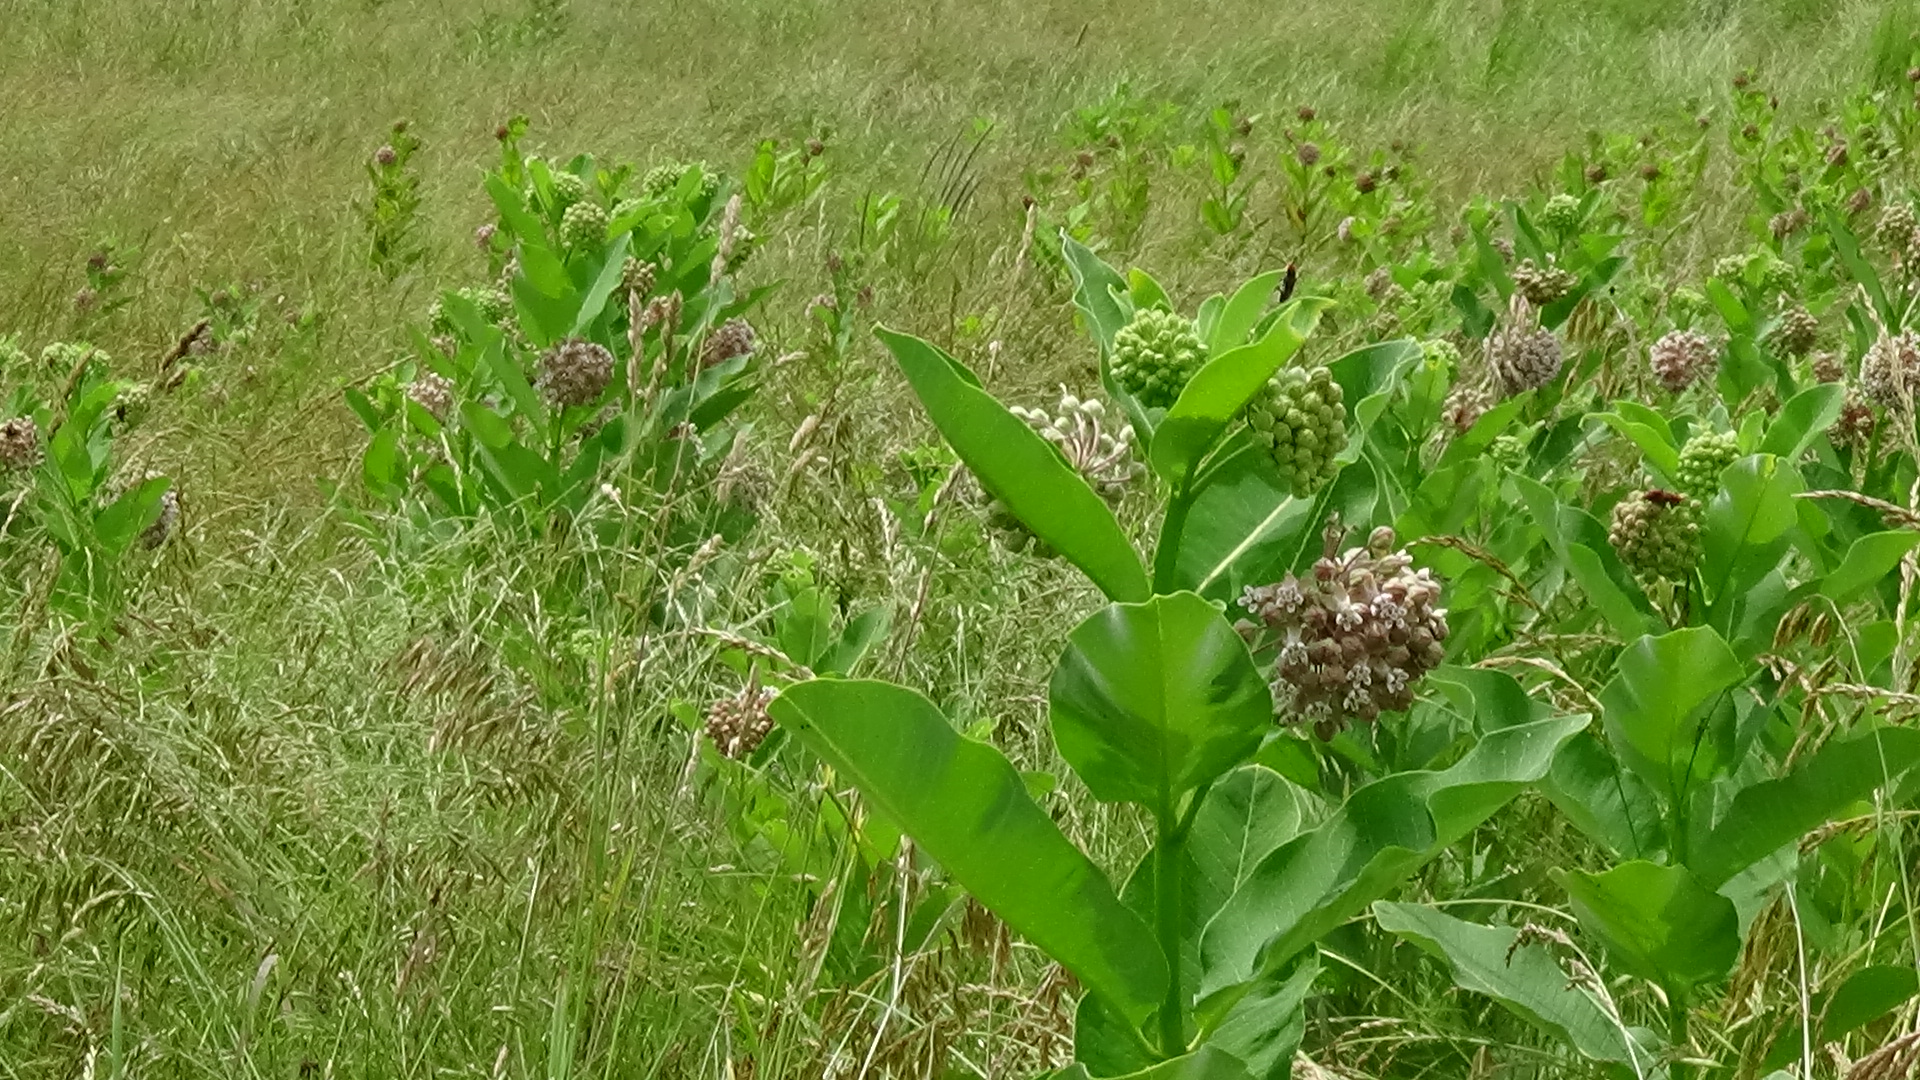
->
[1434, 393, 1529, 468]
[1703, 455, 1803, 607]
[877, 327, 1149, 602]
[484, 174, 564, 294]
[569, 231, 634, 335]
[771, 679, 1167, 1027]
[1207, 270, 1286, 354]
[1819, 531, 1920, 604]
[94, 476, 168, 556]
[1542, 731, 1663, 860]
[1823, 964, 1920, 1041]
[1116, 765, 1307, 996]
[1560, 860, 1739, 993]
[1515, 475, 1657, 639]
[361, 428, 402, 497]
[1598, 627, 1745, 803]
[1593, 410, 1680, 482]
[1128, 267, 1173, 312]
[1427, 667, 1544, 732]
[1374, 902, 1644, 1063]
[1187, 766, 1305, 926]
[1063, 234, 1133, 357]
[1328, 340, 1421, 429]
[817, 608, 891, 677]
[1050, 593, 1273, 807]
[1760, 384, 1845, 461]
[1197, 714, 1586, 997]
[1052, 1046, 1257, 1080]
[1149, 299, 1328, 482]
[470, 334, 549, 444]
[1613, 400, 1676, 449]
[1827, 210, 1892, 327]
[1204, 958, 1317, 1079]
[1166, 437, 1317, 601]
[1691, 727, 1920, 888]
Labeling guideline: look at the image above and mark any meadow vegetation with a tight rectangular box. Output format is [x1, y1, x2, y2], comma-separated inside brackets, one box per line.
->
[11, 1, 1920, 1077]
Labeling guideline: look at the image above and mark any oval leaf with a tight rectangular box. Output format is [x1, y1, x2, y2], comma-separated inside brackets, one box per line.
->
[1560, 860, 1739, 993]
[1760, 383, 1845, 461]
[1198, 714, 1586, 997]
[1050, 593, 1274, 807]
[1598, 627, 1745, 802]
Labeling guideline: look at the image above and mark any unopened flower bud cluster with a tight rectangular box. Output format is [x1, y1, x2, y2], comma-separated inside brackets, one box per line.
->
[1246, 365, 1347, 496]
[1610, 491, 1700, 582]
[986, 390, 1144, 555]
[1110, 308, 1205, 409]
[706, 685, 777, 759]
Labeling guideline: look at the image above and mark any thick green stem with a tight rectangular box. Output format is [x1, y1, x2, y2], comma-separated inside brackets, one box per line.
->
[1153, 474, 1196, 595]
[1153, 803, 1186, 1058]
[1667, 993, 1691, 1080]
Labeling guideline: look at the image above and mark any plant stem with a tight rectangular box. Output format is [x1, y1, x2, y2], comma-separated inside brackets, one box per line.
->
[1667, 994, 1690, 1080]
[1153, 474, 1196, 595]
[1154, 802, 1186, 1059]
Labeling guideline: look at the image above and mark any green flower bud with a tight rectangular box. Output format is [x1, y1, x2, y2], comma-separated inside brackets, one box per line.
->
[1247, 366, 1347, 496]
[1675, 431, 1738, 499]
[1110, 308, 1206, 409]
[1610, 490, 1701, 582]
[550, 171, 588, 210]
[1539, 193, 1582, 234]
[561, 201, 609, 251]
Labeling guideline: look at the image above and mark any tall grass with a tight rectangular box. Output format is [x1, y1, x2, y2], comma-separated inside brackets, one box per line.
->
[2, 0, 1917, 1076]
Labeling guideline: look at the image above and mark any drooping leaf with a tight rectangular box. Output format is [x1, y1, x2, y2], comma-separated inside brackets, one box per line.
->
[1560, 860, 1740, 993]
[1197, 714, 1586, 998]
[1050, 593, 1274, 807]
[1819, 531, 1920, 604]
[877, 327, 1149, 602]
[771, 679, 1168, 1027]
[1374, 902, 1647, 1064]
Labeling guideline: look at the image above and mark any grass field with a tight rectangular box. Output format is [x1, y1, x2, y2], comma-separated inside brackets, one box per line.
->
[10, 0, 1920, 1077]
